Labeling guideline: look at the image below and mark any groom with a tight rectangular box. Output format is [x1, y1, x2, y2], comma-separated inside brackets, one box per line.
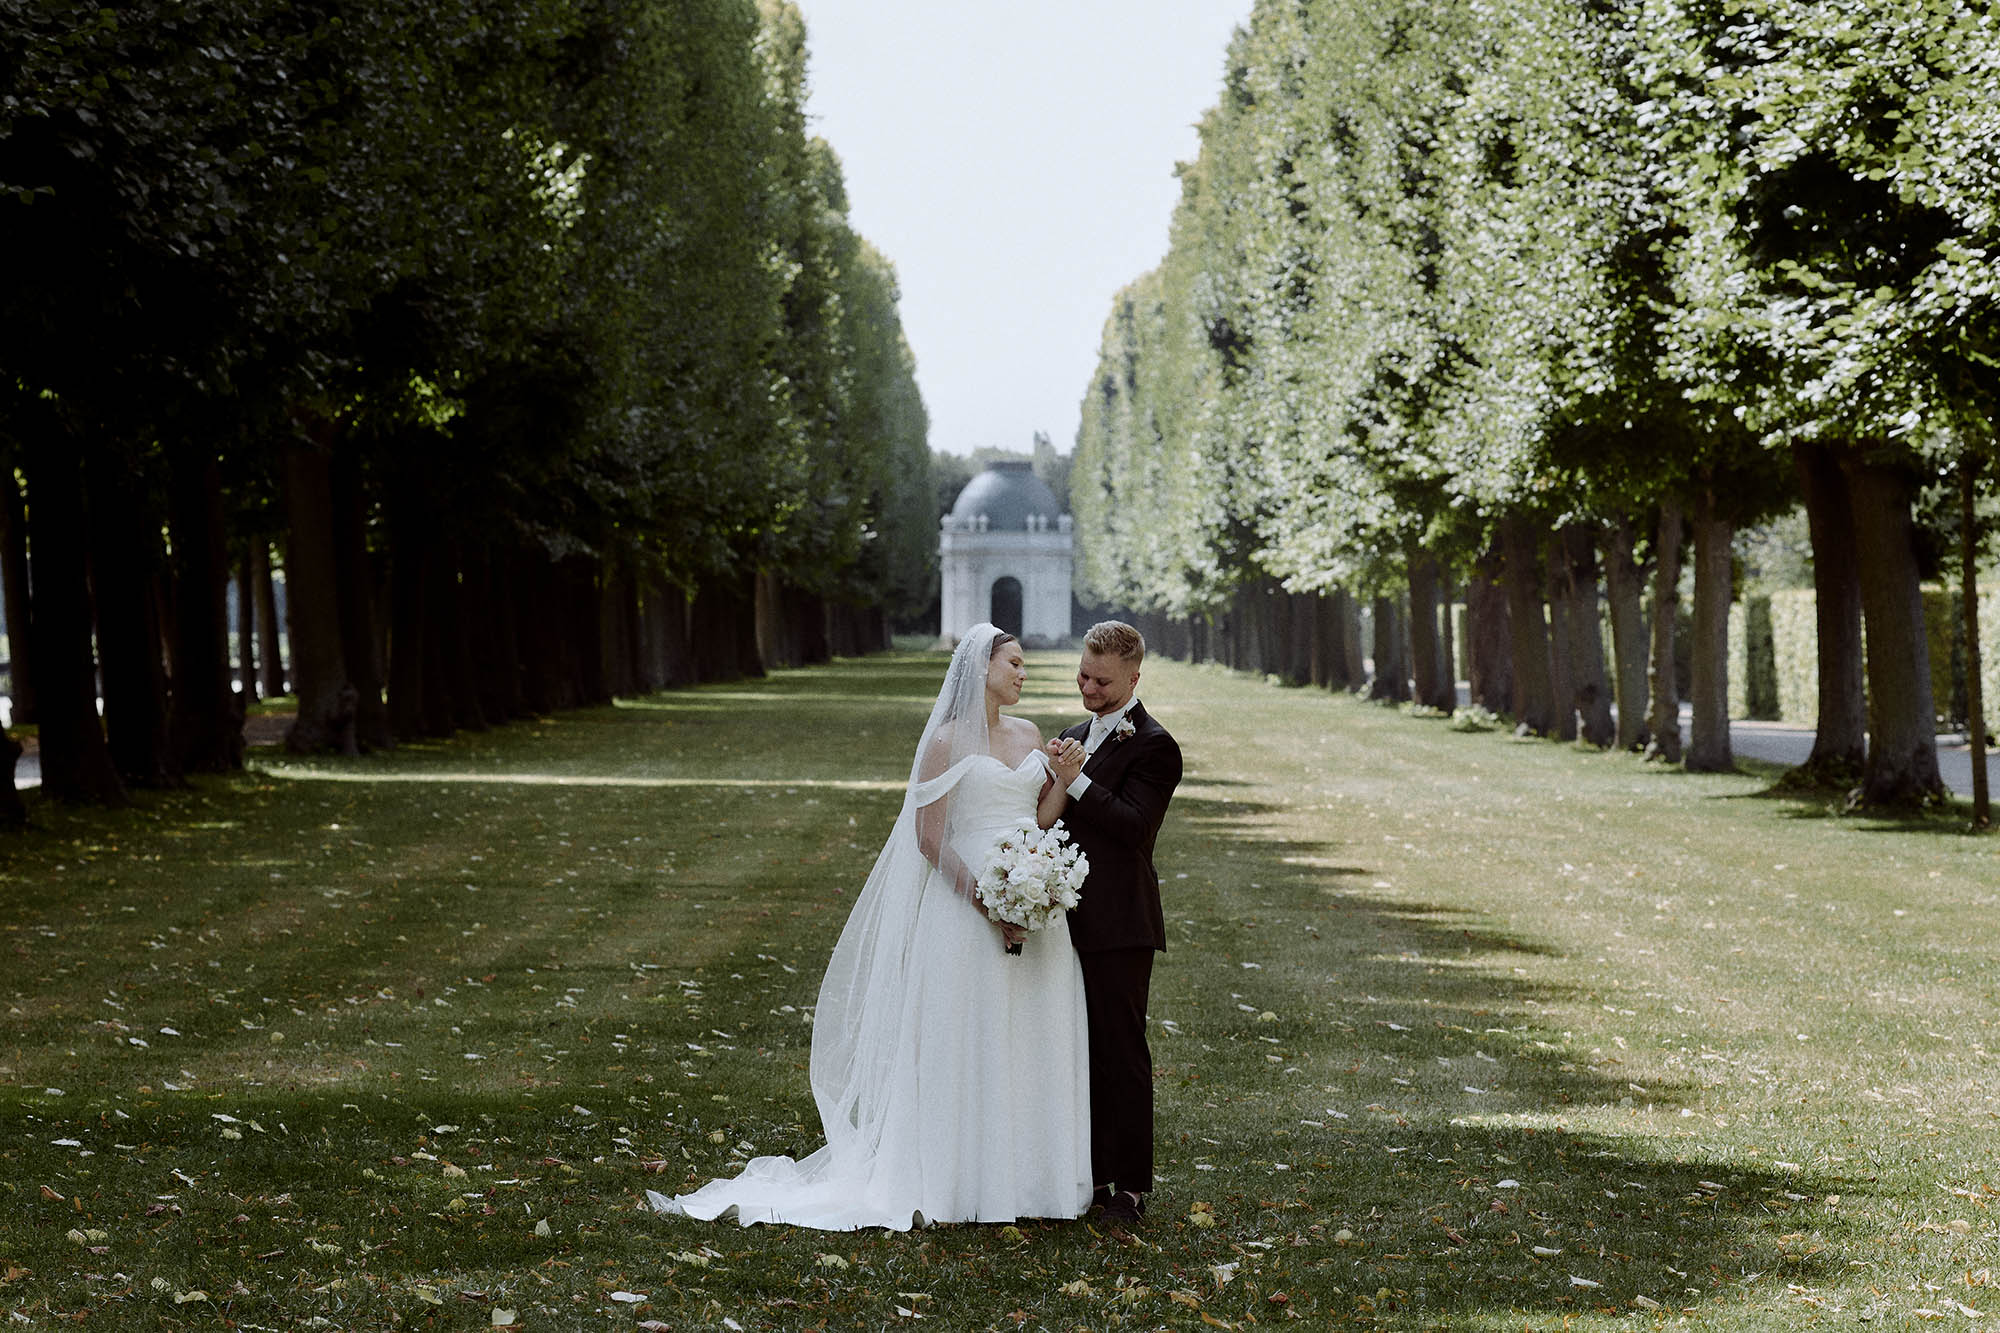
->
[1048, 621, 1182, 1225]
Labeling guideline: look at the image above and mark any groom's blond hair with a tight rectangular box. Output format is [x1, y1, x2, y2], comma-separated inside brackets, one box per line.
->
[1083, 621, 1145, 666]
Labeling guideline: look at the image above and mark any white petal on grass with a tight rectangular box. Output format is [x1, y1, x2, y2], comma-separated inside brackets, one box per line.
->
[1569, 1275, 1602, 1288]
[608, 1291, 647, 1304]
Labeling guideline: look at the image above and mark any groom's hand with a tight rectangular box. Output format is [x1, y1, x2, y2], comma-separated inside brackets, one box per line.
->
[1049, 737, 1085, 785]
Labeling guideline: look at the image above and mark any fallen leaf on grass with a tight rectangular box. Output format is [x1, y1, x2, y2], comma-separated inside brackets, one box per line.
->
[491, 1310, 517, 1327]
[1059, 1279, 1094, 1297]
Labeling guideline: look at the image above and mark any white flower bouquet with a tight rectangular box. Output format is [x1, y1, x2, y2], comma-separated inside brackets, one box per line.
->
[974, 820, 1089, 952]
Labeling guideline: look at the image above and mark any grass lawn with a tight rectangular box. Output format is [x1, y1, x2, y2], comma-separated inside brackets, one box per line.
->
[2, 650, 1997, 1331]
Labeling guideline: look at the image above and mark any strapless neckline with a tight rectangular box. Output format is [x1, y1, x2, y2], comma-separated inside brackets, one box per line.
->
[978, 751, 1046, 774]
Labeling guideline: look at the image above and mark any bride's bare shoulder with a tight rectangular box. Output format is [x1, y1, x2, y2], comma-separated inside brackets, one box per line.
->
[998, 713, 1043, 746]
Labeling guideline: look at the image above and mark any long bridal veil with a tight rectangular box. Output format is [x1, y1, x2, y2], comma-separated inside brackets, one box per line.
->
[648, 624, 1008, 1229]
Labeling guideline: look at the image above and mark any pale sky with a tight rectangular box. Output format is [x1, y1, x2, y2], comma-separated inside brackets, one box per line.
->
[791, 1, 1255, 456]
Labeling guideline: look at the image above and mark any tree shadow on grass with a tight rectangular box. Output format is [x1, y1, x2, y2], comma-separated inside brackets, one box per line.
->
[1104, 787, 1869, 1327]
[1740, 777, 1983, 838]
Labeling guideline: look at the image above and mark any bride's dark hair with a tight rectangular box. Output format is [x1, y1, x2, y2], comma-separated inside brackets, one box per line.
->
[989, 633, 1019, 657]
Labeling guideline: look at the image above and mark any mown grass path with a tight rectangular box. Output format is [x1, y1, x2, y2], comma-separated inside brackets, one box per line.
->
[3, 651, 1997, 1330]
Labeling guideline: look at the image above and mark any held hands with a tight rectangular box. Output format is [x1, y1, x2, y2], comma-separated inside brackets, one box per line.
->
[1047, 736, 1085, 786]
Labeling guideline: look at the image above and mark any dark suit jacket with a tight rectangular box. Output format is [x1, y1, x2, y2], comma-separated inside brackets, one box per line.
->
[1060, 701, 1182, 953]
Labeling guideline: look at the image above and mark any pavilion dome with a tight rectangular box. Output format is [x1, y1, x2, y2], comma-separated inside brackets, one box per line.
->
[948, 460, 1062, 531]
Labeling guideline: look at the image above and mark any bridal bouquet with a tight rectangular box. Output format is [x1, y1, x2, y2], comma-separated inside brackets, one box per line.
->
[975, 821, 1089, 952]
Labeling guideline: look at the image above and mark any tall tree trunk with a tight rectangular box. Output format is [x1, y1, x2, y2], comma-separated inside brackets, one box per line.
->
[385, 493, 432, 739]
[1685, 486, 1735, 772]
[1435, 565, 1457, 715]
[1338, 593, 1362, 690]
[1960, 457, 1990, 827]
[793, 584, 831, 666]
[0, 465, 37, 727]
[468, 543, 521, 719]
[567, 558, 606, 705]
[1543, 545, 1578, 742]
[1793, 442, 1867, 781]
[1644, 500, 1684, 763]
[1500, 516, 1555, 735]
[1284, 590, 1314, 687]
[1368, 596, 1407, 701]
[252, 540, 285, 697]
[166, 445, 242, 773]
[656, 577, 694, 688]
[0, 727, 25, 825]
[328, 452, 390, 750]
[282, 436, 356, 755]
[516, 549, 561, 714]
[754, 571, 790, 670]
[437, 541, 483, 729]
[235, 557, 258, 704]
[1844, 455, 1945, 805]
[1261, 577, 1286, 677]
[1466, 549, 1513, 714]
[1408, 554, 1444, 709]
[1559, 525, 1615, 746]
[89, 448, 175, 787]
[1602, 517, 1649, 751]
[1311, 591, 1348, 690]
[23, 443, 124, 803]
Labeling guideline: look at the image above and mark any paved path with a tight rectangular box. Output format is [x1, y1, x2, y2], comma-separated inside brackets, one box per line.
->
[1707, 715, 1986, 798]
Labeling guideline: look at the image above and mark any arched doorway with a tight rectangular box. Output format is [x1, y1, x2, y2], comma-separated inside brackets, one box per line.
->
[989, 576, 1023, 640]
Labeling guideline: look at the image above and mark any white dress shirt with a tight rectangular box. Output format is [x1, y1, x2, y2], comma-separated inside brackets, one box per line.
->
[1066, 698, 1139, 800]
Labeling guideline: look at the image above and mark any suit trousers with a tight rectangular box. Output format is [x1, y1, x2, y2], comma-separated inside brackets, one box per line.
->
[1079, 946, 1155, 1195]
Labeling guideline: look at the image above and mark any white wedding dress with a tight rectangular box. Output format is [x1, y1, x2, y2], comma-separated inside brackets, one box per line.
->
[649, 749, 1092, 1230]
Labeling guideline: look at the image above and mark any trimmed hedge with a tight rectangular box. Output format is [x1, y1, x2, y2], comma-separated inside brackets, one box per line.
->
[1767, 589, 1818, 724]
[1731, 583, 1998, 729]
[1727, 597, 1779, 720]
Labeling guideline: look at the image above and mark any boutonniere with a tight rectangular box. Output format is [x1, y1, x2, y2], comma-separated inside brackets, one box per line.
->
[1113, 717, 1137, 743]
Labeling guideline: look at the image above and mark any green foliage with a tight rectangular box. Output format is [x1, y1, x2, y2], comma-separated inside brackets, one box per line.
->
[1077, 0, 2000, 627]
[0, 0, 933, 612]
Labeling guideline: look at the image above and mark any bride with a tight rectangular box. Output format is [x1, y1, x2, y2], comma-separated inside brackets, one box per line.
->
[648, 624, 1092, 1229]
